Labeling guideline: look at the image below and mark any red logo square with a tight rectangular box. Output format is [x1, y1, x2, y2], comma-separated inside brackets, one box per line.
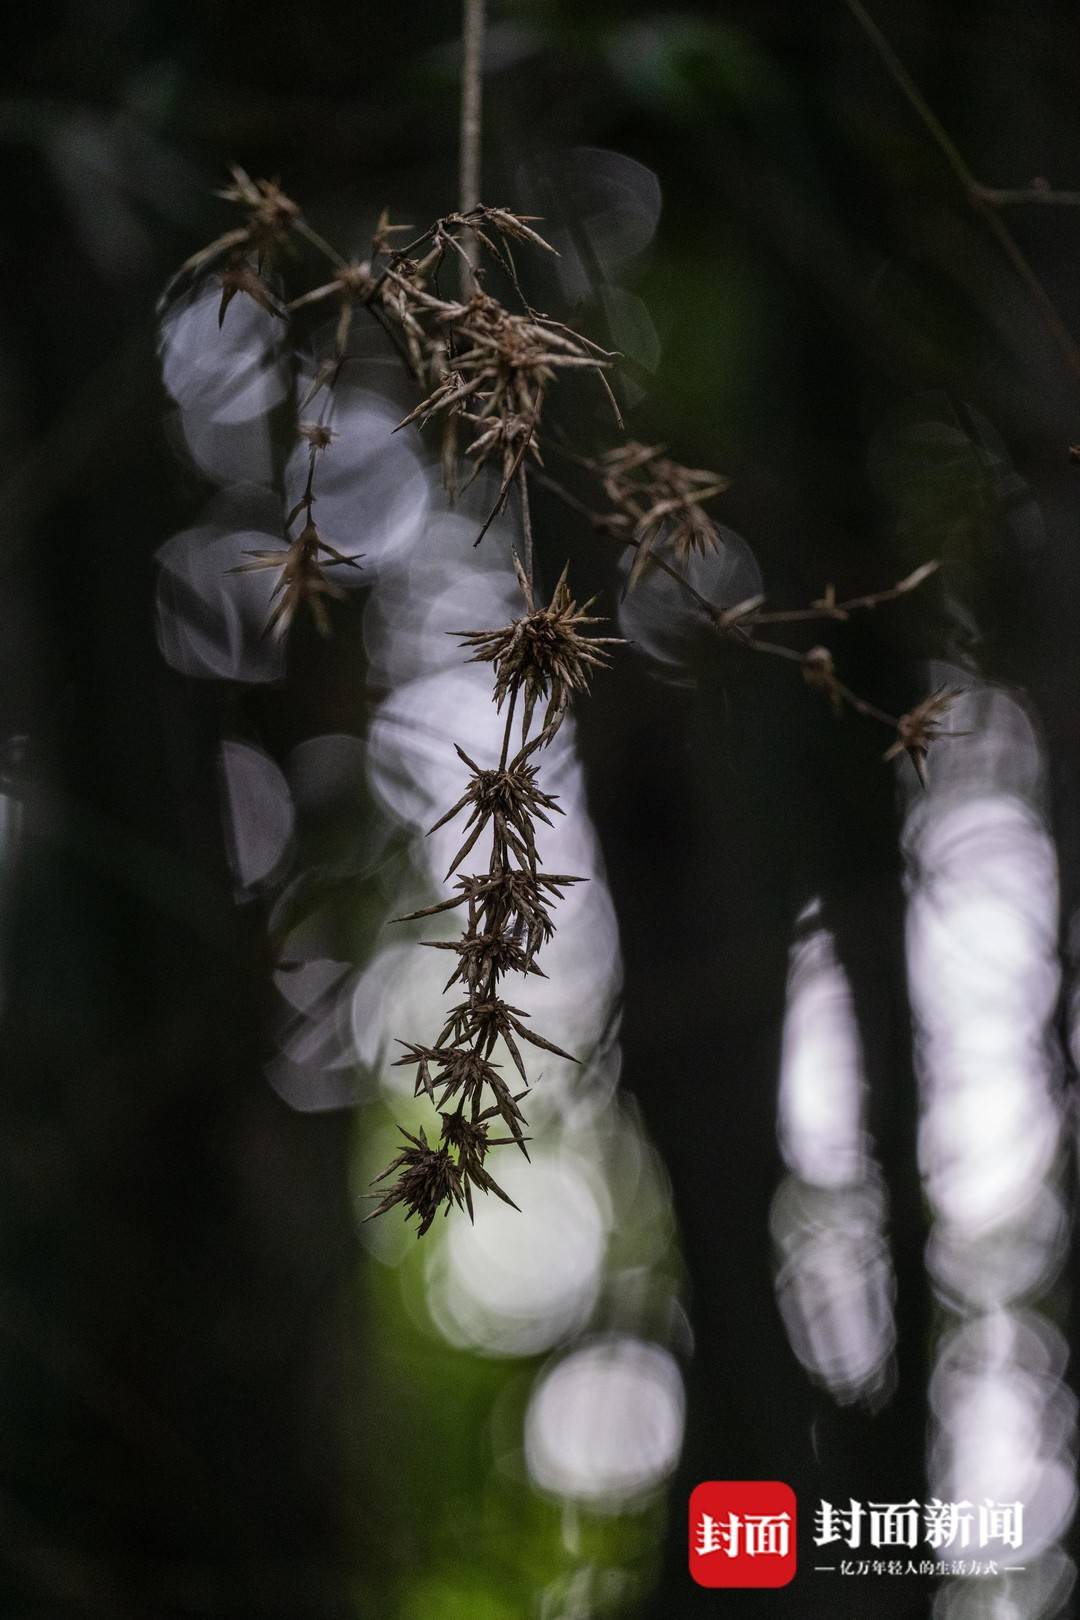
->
[690, 1481, 797, 1588]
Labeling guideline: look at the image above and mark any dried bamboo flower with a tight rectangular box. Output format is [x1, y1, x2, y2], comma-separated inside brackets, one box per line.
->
[389, 272, 615, 523]
[438, 1111, 521, 1217]
[593, 441, 730, 588]
[291, 263, 375, 307]
[297, 421, 337, 450]
[395, 1041, 499, 1107]
[374, 544, 598, 1226]
[457, 561, 622, 741]
[434, 996, 576, 1081]
[218, 258, 284, 326]
[428, 742, 562, 879]
[423, 930, 547, 997]
[288, 262, 379, 356]
[802, 645, 843, 715]
[365, 1125, 464, 1236]
[217, 166, 300, 244]
[455, 205, 558, 258]
[230, 520, 360, 637]
[176, 166, 301, 281]
[393, 868, 581, 963]
[393, 1044, 531, 1154]
[883, 688, 964, 785]
[463, 410, 542, 501]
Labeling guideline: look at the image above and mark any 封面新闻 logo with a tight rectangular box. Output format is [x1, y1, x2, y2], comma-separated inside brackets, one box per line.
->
[689, 1481, 797, 1588]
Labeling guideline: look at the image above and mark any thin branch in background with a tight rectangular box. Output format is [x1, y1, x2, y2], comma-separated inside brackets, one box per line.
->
[842, 0, 1080, 379]
[459, 0, 485, 218]
[972, 182, 1080, 209]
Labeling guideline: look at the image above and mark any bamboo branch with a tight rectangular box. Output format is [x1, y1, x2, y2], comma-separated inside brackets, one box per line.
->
[460, 0, 485, 216]
[842, 0, 1080, 378]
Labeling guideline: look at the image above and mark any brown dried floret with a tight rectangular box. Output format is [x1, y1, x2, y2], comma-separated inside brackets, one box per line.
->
[216, 166, 301, 250]
[365, 1125, 464, 1236]
[883, 688, 964, 786]
[390, 278, 616, 529]
[395, 1041, 498, 1108]
[434, 997, 577, 1083]
[393, 1044, 531, 1154]
[288, 261, 379, 356]
[594, 441, 730, 589]
[802, 645, 843, 715]
[438, 1111, 521, 1218]
[393, 868, 582, 964]
[217, 258, 284, 327]
[297, 421, 337, 451]
[422, 930, 547, 998]
[176, 165, 302, 283]
[230, 519, 361, 637]
[456, 561, 622, 742]
[428, 740, 562, 878]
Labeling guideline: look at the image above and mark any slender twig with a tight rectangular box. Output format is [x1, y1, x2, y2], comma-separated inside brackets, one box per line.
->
[841, 0, 973, 192]
[518, 465, 535, 589]
[532, 465, 915, 733]
[973, 183, 1080, 209]
[749, 564, 939, 624]
[471, 399, 542, 550]
[832, 679, 898, 729]
[842, 0, 1080, 378]
[460, 0, 485, 216]
[499, 687, 518, 770]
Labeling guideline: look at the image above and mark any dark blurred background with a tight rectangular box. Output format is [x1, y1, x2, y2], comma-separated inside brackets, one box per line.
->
[3, 2, 1080, 1616]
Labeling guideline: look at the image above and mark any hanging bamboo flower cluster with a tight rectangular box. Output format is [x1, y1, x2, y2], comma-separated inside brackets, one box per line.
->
[370, 565, 620, 1231]
[165, 163, 959, 1232]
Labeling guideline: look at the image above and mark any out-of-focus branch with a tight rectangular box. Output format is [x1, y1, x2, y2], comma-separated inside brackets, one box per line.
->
[842, 0, 1080, 379]
[459, 0, 485, 216]
[971, 182, 1080, 209]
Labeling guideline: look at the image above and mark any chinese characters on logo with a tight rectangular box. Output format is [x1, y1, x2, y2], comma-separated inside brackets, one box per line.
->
[689, 1482, 797, 1588]
[690, 1486, 1024, 1588]
[814, 1498, 1024, 1551]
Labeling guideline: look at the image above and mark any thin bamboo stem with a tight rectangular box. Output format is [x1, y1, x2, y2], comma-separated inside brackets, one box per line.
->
[459, 0, 485, 216]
